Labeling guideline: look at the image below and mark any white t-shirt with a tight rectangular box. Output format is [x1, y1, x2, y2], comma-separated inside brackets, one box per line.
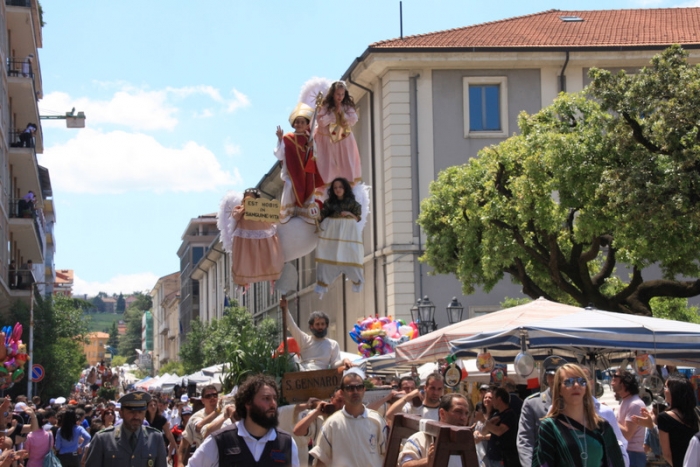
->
[309, 406, 388, 467]
[287, 310, 341, 370]
[402, 403, 440, 421]
[399, 431, 463, 466]
[617, 394, 646, 452]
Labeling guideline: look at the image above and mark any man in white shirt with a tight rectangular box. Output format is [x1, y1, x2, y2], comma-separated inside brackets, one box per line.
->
[399, 393, 470, 466]
[310, 371, 388, 467]
[188, 375, 299, 467]
[613, 369, 646, 467]
[281, 298, 354, 371]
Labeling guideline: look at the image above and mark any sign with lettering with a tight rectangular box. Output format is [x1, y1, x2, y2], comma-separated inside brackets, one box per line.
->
[282, 369, 342, 403]
[244, 198, 280, 222]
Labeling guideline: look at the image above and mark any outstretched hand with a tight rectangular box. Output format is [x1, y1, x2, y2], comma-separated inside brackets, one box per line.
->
[276, 126, 284, 143]
[631, 407, 655, 429]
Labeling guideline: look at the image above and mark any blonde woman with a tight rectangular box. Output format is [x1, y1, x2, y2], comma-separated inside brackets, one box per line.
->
[533, 364, 625, 467]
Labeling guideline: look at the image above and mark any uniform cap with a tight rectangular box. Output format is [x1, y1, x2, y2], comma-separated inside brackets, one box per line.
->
[543, 355, 568, 374]
[118, 391, 151, 411]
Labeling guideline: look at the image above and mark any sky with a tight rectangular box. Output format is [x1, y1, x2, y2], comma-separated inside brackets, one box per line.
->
[36, 0, 690, 297]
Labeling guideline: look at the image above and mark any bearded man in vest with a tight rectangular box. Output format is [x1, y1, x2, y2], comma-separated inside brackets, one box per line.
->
[188, 374, 299, 467]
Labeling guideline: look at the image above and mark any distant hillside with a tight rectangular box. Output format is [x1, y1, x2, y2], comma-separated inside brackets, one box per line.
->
[85, 312, 124, 333]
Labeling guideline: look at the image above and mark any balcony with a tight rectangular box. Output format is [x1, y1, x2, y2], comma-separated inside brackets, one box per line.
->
[158, 319, 169, 335]
[6, 64, 43, 154]
[168, 327, 176, 340]
[159, 350, 170, 363]
[9, 199, 44, 261]
[8, 132, 41, 197]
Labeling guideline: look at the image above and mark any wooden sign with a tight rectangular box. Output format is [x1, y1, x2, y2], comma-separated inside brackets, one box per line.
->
[244, 198, 280, 222]
[282, 369, 342, 403]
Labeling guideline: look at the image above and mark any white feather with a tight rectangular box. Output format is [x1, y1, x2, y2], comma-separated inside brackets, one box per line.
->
[298, 77, 332, 108]
[217, 191, 243, 253]
[353, 183, 371, 234]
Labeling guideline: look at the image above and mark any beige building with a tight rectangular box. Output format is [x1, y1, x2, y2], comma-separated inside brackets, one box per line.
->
[151, 272, 180, 371]
[0, 0, 57, 314]
[189, 8, 700, 355]
[83, 331, 109, 367]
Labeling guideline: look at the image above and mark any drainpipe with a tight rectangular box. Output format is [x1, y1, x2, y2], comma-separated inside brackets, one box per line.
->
[409, 74, 423, 299]
[348, 78, 381, 316]
[560, 51, 570, 93]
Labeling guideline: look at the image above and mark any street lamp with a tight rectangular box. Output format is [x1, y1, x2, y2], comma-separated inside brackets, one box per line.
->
[446, 297, 464, 324]
[410, 296, 437, 336]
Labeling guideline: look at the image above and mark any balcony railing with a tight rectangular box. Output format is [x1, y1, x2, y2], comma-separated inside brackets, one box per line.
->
[6, 59, 34, 79]
[9, 266, 35, 290]
[159, 319, 170, 335]
[9, 129, 37, 150]
[9, 198, 45, 256]
[5, 0, 31, 7]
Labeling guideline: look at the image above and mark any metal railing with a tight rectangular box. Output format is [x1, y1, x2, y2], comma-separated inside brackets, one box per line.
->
[8, 129, 37, 149]
[9, 266, 35, 290]
[6, 59, 34, 79]
[8, 199, 45, 256]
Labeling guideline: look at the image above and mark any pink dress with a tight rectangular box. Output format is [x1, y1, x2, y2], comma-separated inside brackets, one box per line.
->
[314, 105, 362, 186]
[25, 429, 52, 467]
[231, 204, 284, 286]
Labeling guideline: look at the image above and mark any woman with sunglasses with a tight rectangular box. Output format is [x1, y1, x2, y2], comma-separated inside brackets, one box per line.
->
[533, 364, 625, 467]
[145, 399, 178, 460]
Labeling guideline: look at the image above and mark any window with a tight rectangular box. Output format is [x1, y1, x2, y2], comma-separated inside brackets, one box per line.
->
[463, 77, 508, 138]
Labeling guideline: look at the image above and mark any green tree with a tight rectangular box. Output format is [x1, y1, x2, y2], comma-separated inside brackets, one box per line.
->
[158, 360, 185, 376]
[8, 296, 88, 399]
[91, 295, 105, 313]
[107, 321, 119, 349]
[116, 293, 126, 313]
[179, 319, 207, 374]
[117, 307, 143, 363]
[419, 46, 700, 316]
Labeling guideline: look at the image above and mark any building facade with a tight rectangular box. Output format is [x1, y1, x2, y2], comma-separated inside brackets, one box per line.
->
[0, 0, 57, 315]
[189, 8, 700, 356]
[83, 331, 109, 367]
[151, 271, 180, 372]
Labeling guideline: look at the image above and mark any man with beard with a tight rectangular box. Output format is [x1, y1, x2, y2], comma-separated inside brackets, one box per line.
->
[281, 298, 354, 370]
[85, 391, 167, 467]
[310, 370, 388, 467]
[398, 393, 470, 466]
[188, 375, 299, 467]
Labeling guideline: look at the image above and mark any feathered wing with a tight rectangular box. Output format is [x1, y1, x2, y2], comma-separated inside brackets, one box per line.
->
[298, 77, 332, 108]
[217, 191, 243, 253]
[353, 183, 371, 234]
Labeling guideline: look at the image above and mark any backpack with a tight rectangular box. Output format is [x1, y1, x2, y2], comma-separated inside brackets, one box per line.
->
[43, 432, 61, 467]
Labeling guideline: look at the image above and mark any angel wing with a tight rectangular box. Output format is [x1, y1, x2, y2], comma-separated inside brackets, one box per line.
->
[298, 77, 332, 108]
[217, 191, 243, 253]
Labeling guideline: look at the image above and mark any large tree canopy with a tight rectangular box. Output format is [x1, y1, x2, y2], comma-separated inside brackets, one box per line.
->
[419, 46, 700, 315]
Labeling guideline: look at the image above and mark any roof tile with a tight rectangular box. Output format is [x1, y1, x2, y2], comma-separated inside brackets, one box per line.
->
[371, 8, 700, 49]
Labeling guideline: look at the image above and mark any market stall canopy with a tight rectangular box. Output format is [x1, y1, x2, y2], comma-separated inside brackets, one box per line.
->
[449, 307, 700, 366]
[395, 297, 584, 363]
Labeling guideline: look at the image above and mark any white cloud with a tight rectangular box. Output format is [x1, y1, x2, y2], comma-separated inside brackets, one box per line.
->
[39, 128, 241, 194]
[227, 89, 251, 113]
[40, 90, 179, 131]
[73, 272, 160, 297]
[39, 85, 251, 130]
[224, 139, 241, 157]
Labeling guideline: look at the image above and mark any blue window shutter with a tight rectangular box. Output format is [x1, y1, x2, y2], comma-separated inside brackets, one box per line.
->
[469, 86, 483, 131]
[484, 85, 501, 131]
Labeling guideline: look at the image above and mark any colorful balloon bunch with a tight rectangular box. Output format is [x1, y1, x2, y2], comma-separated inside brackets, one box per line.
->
[349, 316, 419, 358]
[0, 323, 27, 389]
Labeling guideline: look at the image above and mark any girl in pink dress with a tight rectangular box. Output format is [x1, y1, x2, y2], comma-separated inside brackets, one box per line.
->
[231, 188, 284, 286]
[314, 81, 362, 188]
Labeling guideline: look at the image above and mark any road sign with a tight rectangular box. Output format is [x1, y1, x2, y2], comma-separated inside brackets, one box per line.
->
[30, 364, 44, 383]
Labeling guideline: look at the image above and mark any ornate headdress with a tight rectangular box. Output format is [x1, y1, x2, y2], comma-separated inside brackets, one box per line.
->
[288, 103, 314, 126]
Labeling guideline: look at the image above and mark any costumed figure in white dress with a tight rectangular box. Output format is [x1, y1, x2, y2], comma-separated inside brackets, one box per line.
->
[314, 81, 362, 189]
[315, 177, 364, 295]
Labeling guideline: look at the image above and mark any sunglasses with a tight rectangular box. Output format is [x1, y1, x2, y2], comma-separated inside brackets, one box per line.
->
[612, 374, 621, 379]
[562, 377, 587, 388]
[343, 384, 365, 392]
[202, 393, 219, 399]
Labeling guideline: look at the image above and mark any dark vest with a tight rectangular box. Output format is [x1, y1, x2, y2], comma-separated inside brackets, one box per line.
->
[214, 425, 292, 467]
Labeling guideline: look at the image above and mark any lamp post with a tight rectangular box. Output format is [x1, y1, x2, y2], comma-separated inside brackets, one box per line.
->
[28, 281, 50, 399]
[445, 297, 464, 324]
[410, 296, 437, 336]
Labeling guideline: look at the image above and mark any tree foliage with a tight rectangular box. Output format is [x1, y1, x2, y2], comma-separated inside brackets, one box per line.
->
[179, 305, 294, 392]
[158, 360, 185, 376]
[116, 292, 152, 362]
[419, 46, 700, 316]
[107, 321, 119, 349]
[116, 293, 126, 313]
[8, 296, 87, 399]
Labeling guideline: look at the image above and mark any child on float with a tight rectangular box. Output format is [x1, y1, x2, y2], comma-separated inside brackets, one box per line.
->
[231, 188, 284, 286]
[315, 177, 364, 295]
[274, 103, 324, 225]
[314, 81, 362, 189]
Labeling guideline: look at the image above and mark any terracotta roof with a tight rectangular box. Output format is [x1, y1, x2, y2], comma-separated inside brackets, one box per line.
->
[370, 8, 700, 49]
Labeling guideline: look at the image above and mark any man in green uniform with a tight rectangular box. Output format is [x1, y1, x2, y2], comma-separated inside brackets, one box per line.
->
[85, 391, 167, 467]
